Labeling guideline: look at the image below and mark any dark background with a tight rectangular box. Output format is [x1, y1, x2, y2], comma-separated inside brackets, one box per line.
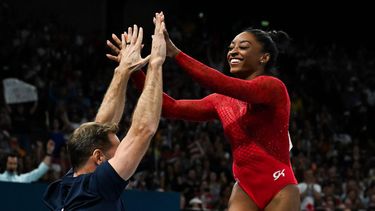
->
[4, 0, 374, 46]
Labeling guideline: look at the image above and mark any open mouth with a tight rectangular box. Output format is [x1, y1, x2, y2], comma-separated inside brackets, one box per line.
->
[229, 58, 242, 65]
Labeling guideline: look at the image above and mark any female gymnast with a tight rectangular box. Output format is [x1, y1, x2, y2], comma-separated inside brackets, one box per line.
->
[107, 18, 300, 211]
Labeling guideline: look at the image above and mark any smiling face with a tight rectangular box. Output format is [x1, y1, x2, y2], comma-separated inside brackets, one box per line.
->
[227, 32, 268, 79]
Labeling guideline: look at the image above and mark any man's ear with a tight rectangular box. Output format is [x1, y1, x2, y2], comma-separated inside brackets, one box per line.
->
[92, 149, 105, 166]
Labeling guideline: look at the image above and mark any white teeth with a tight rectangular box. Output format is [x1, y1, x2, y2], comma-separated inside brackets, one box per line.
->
[230, 59, 241, 64]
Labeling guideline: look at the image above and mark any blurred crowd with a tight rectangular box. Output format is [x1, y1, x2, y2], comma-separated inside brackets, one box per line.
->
[1, 2, 374, 211]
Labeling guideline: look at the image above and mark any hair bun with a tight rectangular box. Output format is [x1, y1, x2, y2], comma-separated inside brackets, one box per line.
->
[267, 30, 291, 53]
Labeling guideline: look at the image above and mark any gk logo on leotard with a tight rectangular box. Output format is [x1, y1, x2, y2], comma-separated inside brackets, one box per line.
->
[273, 169, 285, 181]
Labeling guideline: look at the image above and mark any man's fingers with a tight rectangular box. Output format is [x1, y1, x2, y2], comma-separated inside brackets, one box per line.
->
[154, 12, 164, 34]
[127, 26, 133, 44]
[153, 13, 160, 34]
[160, 11, 165, 22]
[160, 22, 166, 34]
[121, 33, 126, 48]
[112, 33, 122, 47]
[107, 40, 120, 54]
[106, 54, 119, 62]
[135, 27, 143, 47]
[131, 24, 138, 44]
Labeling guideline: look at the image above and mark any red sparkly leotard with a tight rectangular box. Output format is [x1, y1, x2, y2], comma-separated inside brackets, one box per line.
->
[132, 52, 297, 209]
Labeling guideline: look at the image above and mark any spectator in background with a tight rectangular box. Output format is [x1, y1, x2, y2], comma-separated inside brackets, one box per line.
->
[186, 197, 204, 211]
[368, 193, 375, 210]
[298, 169, 322, 210]
[48, 118, 67, 157]
[320, 181, 343, 210]
[341, 179, 365, 210]
[0, 140, 54, 183]
[6, 102, 38, 151]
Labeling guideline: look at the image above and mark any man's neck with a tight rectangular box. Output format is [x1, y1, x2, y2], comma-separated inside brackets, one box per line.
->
[73, 165, 95, 177]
